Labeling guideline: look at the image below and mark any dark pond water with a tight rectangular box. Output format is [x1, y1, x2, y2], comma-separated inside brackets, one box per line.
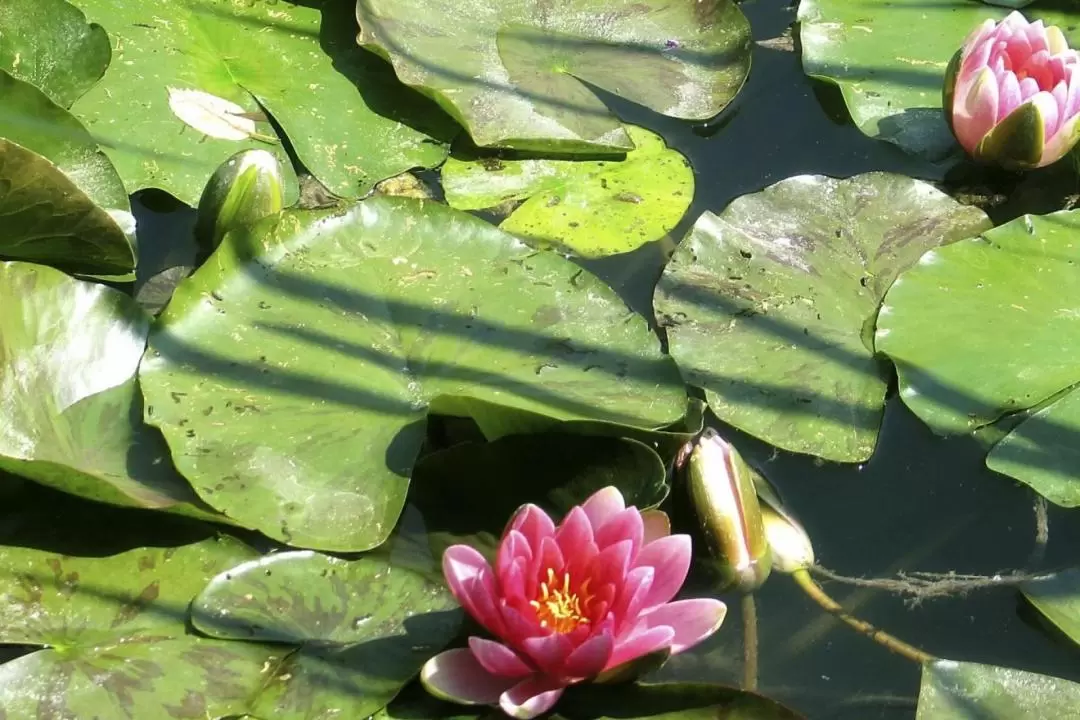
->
[3, 0, 1079, 717]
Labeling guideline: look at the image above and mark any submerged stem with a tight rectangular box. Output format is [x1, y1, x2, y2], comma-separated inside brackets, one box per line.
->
[741, 593, 759, 691]
[791, 568, 934, 665]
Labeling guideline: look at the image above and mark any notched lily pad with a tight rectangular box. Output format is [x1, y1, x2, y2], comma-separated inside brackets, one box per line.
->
[654, 172, 990, 462]
[443, 125, 693, 257]
[916, 660, 1080, 719]
[191, 527, 461, 720]
[139, 195, 685, 551]
[356, 0, 752, 152]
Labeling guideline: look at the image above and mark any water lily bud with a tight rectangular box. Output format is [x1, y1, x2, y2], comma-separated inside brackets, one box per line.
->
[944, 12, 1080, 170]
[195, 149, 284, 253]
[761, 505, 814, 573]
[686, 429, 771, 593]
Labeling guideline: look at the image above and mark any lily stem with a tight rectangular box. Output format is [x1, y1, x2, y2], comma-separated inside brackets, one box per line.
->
[791, 568, 934, 665]
[741, 592, 759, 691]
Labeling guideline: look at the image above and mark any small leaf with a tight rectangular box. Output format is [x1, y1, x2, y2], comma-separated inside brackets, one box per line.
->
[1022, 569, 1080, 648]
[916, 660, 1080, 718]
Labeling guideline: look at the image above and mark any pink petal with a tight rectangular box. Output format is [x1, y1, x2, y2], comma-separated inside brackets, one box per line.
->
[605, 624, 676, 669]
[1019, 76, 1040, 100]
[594, 507, 644, 556]
[998, 71, 1022, 120]
[469, 637, 535, 679]
[521, 633, 574, 675]
[956, 67, 1000, 153]
[562, 628, 614, 679]
[531, 536, 565, 589]
[501, 557, 528, 601]
[501, 603, 545, 646]
[640, 510, 671, 544]
[633, 534, 692, 610]
[587, 538, 634, 592]
[554, 507, 597, 577]
[443, 546, 505, 636]
[610, 566, 654, 636]
[639, 598, 728, 654]
[1041, 113, 1080, 165]
[421, 648, 519, 705]
[1029, 90, 1061, 140]
[499, 676, 566, 720]
[508, 504, 555, 551]
[1065, 68, 1080, 117]
[580, 486, 625, 530]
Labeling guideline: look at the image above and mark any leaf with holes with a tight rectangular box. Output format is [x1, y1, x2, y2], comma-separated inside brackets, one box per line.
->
[442, 125, 693, 257]
[139, 196, 686, 551]
[356, 0, 751, 152]
[797, 0, 1080, 161]
[877, 210, 1080, 505]
[654, 172, 989, 462]
[69, 0, 454, 204]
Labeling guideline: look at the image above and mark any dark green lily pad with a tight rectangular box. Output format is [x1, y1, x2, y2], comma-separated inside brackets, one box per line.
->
[1022, 569, 1080, 649]
[442, 125, 693, 257]
[797, 0, 1080, 161]
[877, 210, 1080, 504]
[0, 537, 297, 718]
[0, 0, 109, 108]
[916, 660, 1080, 719]
[356, 0, 751, 152]
[191, 527, 461, 719]
[654, 172, 990, 462]
[140, 196, 686, 552]
[0, 262, 217, 519]
[69, 0, 453, 205]
[556, 682, 805, 720]
[410, 432, 668, 557]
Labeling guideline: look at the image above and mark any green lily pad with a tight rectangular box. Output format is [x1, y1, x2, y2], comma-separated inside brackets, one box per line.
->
[654, 172, 990, 462]
[0, 537, 296, 718]
[556, 682, 805, 720]
[1022, 569, 1080, 648]
[877, 210, 1080, 503]
[0, 0, 109, 108]
[140, 196, 686, 552]
[191, 530, 460, 719]
[796, 0, 1080, 161]
[410, 432, 668, 556]
[442, 125, 693, 257]
[69, 0, 453, 205]
[0, 262, 217, 518]
[916, 660, 1080, 719]
[356, 0, 751, 153]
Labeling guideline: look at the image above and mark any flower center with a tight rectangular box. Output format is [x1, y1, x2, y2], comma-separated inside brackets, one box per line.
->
[530, 567, 593, 634]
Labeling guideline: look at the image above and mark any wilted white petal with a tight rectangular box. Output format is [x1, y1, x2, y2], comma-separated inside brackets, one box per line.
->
[167, 87, 257, 141]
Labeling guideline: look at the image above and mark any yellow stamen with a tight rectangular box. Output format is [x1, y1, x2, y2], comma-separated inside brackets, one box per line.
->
[528, 568, 595, 634]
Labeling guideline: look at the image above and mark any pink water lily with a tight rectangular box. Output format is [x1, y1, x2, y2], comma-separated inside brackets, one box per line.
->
[420, 487, 727, 719]
[946, 11, 1080, 169]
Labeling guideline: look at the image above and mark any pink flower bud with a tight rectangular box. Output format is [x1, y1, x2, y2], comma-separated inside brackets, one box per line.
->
[945, 12, 1080, 169]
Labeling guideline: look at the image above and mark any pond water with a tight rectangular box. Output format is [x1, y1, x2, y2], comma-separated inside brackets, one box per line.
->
[3, 0, 1079, 717]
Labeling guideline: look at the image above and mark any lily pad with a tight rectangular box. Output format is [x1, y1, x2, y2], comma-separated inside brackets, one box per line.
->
[877, 210, 1080, 503]
[556, 682, 805, 720]
[191, 529, 461, 719]
[654, 172, 990, 462]
[442, 125, 693, 257]
[0, 0, 109, 108]
[916, 660, 1080, 719]
[0, 262, 216, 518]
[139, 196, 686, 552]
[797, 0, 1080, 161]
[410, 432, 668, 556]
[1022, 569, 1080, 648]
[69, 0, 453, 205]
[356, 0, 752, 152]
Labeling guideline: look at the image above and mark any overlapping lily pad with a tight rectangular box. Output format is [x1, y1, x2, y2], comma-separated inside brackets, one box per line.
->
[0, 262, 216, 519]
[1022, 569, 1080, 648]
[191, 533, 460, 718]
[0, 0, 109, 108]
[69, 0, 454, 204]
[356, 0, 752, 152]
[654, 172, 990, 462]
[877, 210, 1080, 504]
[442, 125, 693, 257]
[0, 537, 287, 718]
[916, 660, 1080, 718]
[140, 196, 686, 551]
[797, 0, 1080, 161]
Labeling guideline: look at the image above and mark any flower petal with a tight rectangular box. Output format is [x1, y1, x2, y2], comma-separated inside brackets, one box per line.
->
[640, 598, 728, 654]
[956, 67, 999, 153]
[509, 504, 556, 550]
[521, 633, 574, 676]
[421, 648, 519, 706]
[594, 507, 644, 557]
[580, 486, 625, 530]
[640, 509, 671, 544]
[555, 506, 598, 577]
[443, 545, 504, 635]
[611, 566, 654, 636]
[634, 534, 692, 609]
[499, 676, 566, 720]
[562, 628, 614, 678]
[469, 637, 535, 678]
[605, 624, 676, 670]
